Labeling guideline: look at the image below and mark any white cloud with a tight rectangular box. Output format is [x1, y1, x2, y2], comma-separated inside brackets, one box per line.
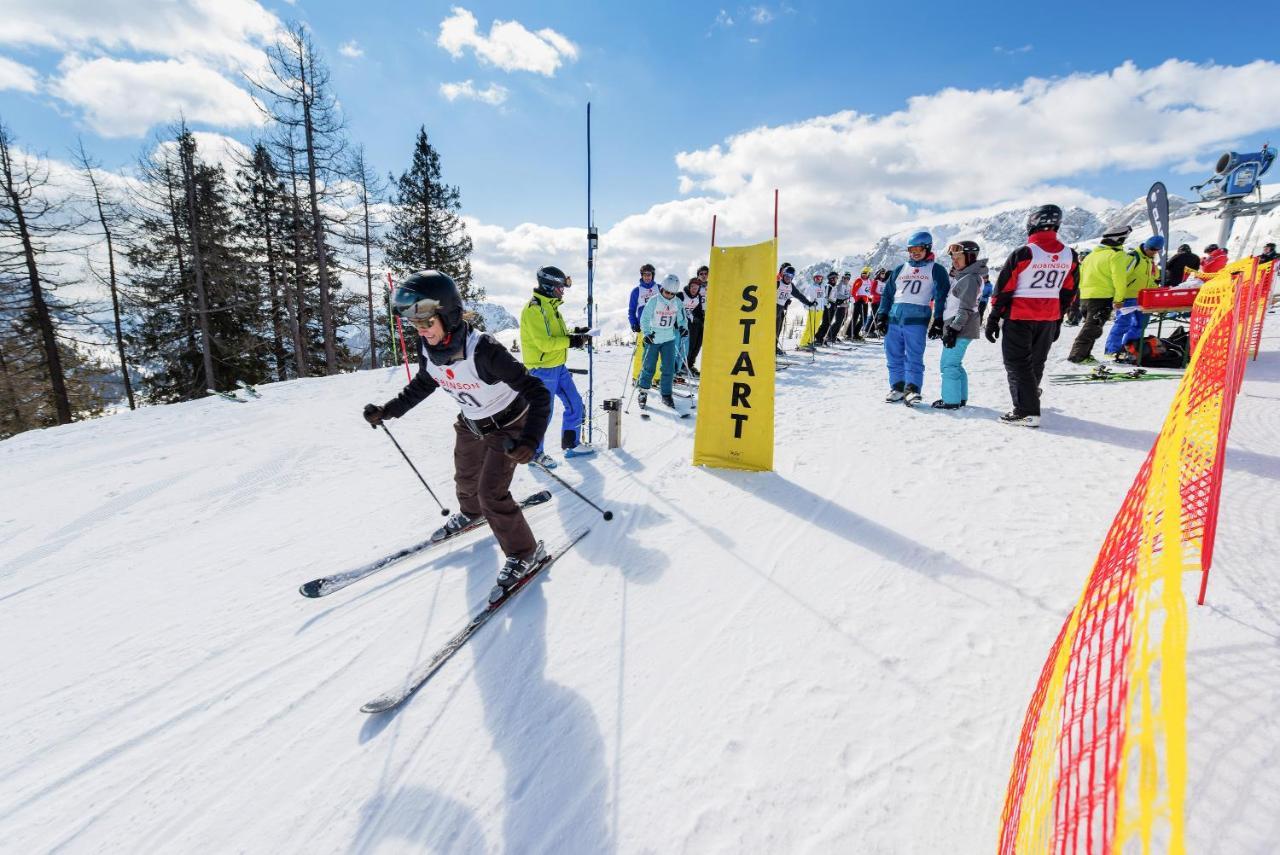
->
[437, 6, 577, 76]
[0, 0, 280, 70]
[461, 59, 1280, 326]
[0, 55, 39, 93]
[994, 44, 1033, 55]
[49, 55, 263, 138]
[439, 79, 509, 106]
[338, 40, 364, 59]
[750, 6, 774, 24]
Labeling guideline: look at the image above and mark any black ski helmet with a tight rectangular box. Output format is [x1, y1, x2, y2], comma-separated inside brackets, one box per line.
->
[392, 270, 464, 332]
[947, 240, 981, 265]
[1026, 204, 1063, 235]
[535, 265, 569, 297]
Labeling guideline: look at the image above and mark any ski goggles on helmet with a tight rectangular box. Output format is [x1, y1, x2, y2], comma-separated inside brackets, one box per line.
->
[392, 292, 443, 323]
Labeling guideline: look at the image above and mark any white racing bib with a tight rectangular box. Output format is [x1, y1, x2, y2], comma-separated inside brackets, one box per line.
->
[1012, 244, 1073, 301]
[422, 329, 519, 420]
[894, 262, 936, 307]
[652, 296, 679, 329]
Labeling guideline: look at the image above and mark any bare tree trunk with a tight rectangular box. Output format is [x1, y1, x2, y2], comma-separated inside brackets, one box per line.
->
[177, 138, 217, 391]
[163, 177, 199, 367]
[76, 141, 135, 409]
[297, 53, 337, 373]
[0, 135, 71, 423]
[285, 152, 308, 378]
[362, 191, 376, 369]
[0, 337, 27, 431]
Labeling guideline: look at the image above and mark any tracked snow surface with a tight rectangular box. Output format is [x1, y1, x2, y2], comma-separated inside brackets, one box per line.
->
[2, 325, 1279, 853]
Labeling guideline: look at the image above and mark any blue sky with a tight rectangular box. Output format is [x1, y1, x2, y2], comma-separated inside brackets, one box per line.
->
[2, 1, 1278, 316]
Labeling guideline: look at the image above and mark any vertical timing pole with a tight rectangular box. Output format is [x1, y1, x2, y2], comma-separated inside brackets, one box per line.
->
[586, 102, 596, 445]
[711, 214, 717, 248]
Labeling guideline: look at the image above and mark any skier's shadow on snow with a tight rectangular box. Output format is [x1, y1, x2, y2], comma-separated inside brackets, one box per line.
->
[548, 452, 667, 586]
[350, 788, 487, 853]
[707, 468, 1056, 612]
[1041, 411, 1280, 482]
[466, 560, 614, 853]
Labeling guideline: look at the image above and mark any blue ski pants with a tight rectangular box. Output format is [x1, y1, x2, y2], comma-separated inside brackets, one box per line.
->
[939, 337, 972, 404]
[530, 364, 584, 452]
[883, 322, 927, 390]
[1105, 299, 1145, 355]
[638, 338, 678, 397]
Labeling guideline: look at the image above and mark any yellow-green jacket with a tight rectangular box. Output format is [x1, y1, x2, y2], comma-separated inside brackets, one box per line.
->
[520, 292, 570, 369]
[1118, 249, 1158, 301]
[1078, 244, 1130, 300]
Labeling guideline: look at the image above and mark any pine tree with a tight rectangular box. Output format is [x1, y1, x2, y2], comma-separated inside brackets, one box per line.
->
[384, 127, 477, 301]
[128, 129, 270, 402]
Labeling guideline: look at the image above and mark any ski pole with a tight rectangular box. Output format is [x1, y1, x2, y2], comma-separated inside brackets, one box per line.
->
[620, 336, 639, 398]
[506, 439, 614, 521]
[379, 423, 450, 516]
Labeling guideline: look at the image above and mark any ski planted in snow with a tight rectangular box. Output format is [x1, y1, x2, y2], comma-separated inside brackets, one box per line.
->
[236, 380, 262, 398]
[297, 491, 554, 598]
[360, 527, 592, 714]
[208, 388, 245, 403]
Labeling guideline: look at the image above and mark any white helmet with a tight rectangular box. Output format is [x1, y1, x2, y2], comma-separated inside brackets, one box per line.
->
[660, 273, 682, 294]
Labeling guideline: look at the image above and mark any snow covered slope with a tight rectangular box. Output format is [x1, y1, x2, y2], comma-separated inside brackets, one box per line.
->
[2, 327, 1279, 852]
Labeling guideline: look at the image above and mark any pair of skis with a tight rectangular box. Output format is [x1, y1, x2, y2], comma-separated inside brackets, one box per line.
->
[1050, 365, 1179, 385]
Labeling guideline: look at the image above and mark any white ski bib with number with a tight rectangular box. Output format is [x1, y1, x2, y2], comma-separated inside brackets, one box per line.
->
[895, 262, 935, 307]
[777, 280, 793, 306]
[422, 330, 518, 419]
[652, 296, 679, 329]
[1012, 244, 1073, 301]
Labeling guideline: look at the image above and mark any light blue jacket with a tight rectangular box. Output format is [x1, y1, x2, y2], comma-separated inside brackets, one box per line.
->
[640, 291, 688, 344]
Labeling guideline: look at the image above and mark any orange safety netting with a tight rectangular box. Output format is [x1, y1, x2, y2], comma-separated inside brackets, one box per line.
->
[998, 258, 1270, 854]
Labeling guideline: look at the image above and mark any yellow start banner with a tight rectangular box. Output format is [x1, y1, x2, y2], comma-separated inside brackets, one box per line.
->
[693, 237, 777, 471]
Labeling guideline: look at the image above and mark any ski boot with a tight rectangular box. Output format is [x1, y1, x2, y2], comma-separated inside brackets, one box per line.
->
[637, 389, 648, 409]
[903, 384, 922, 406]
[1000, 411, 1040, 428]
[489, 542, 547, 604]
[931, 399, 962, 410]
[885, 382, 906, 403]
[533, 452, 558, 469]
[661, 394, 677, 408]
[433, 510, 479, 542]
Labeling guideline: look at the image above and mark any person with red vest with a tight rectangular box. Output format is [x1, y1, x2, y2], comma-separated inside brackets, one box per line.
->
[984, 204, 1080, 428]
[1201, 244, 1228, 274]
[863, 269, 886, 337]
[848, 266, 871, 340]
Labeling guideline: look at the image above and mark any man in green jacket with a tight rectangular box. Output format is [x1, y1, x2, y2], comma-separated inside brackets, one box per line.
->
[520, 265, 593, 467]
[1067, 224, 1133, 363]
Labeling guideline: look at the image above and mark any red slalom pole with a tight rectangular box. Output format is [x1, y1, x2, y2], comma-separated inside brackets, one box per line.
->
[388, 272, 411, 382]
[774, 188, 779, 238]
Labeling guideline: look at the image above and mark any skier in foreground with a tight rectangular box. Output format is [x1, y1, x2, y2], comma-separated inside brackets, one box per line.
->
[985, 204, 1079, 428]
[363, 270, 553, 601]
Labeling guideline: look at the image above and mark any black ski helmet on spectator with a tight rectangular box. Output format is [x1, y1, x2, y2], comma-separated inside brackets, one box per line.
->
[1204, 243, 1220, 253]
[392, 270, 464, 332]
[1177, 243, 1192, 254]
[535, 265, 569, 297]
[1026, 204, 1063, 235]
[947, 240, 981, 265]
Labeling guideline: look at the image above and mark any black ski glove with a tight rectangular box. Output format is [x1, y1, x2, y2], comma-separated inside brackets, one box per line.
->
[362, 403, 384, 428]
[568, 334, 589, 349]
[928, 318, 944, 340]
[942, 326, 958, 349]
[573, 325, 590, 335]
[984, 316, 1001, 343]
[875, 315, 889, 337]
[643, 333, 655, 345]
[631, 323, 641, 334]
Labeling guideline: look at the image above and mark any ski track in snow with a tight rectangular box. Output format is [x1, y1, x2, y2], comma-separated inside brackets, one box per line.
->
[1, 327, 1278, 853]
